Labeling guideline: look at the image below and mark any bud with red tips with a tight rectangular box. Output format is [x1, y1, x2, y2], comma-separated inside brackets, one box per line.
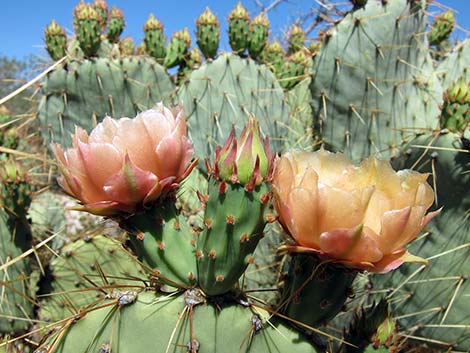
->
[214, 117, 273, 190]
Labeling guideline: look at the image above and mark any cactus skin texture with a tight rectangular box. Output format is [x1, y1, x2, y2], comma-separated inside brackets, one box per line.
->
[310, 0, 442, 161]
[372, 131, 470, 351]
[44, 20, 67, 61]
[429, 10, 455, 47]
[283, 254, 357, 328]
[106, 6, 124, 43]
[287, 24, 305, 54]
[0, 209, 34, 334]
[197, 180, 269, 296]
[37, 290, 319, 353]
[164, 28, 191, 69]
[228, 2, 251, 54]
[73, 3, 102, 57]
[196, 7, 220, 59]
[248, 13, 270, 59]
[123, 203, 198, 287]
[38, 235, 145, 324]
[39, 56, 174, 147]
[178, 53, 288, 165]
[143, 14, 166, 62]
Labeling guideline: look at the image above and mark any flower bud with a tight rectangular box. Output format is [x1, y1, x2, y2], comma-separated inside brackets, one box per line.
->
[215, 118, 272, 189]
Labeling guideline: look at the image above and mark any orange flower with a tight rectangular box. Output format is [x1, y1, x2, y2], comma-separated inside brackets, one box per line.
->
[52, 104, 196, 215]
[273, 149, 440, 273]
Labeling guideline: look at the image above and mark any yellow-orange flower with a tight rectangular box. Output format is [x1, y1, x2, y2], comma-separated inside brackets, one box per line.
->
[52, 103, 196, 216]
[273, 149, 440, 273]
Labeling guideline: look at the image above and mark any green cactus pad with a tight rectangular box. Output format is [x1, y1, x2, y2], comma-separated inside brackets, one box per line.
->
[178, 53, 288, 164]
[438, 39, 470, 91]
[38, 235, 145, 325]
[310, 0, 442, 161]
[0, 209, 34, 334]
[37, 290, 319, 353]
[286, 77, 315, 150]
[372, 131, 470, 351]
[39, 56, 174, 147]
[283, 254, 357, 328]
[197, 180, 269, 296]
[125, 203, 198, 288]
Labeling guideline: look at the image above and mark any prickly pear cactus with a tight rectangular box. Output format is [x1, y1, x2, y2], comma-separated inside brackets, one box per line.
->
[143, 14, 166, 62]
[310, 0, 443, 161]
[39, 57, 174, 147]
[248, 13, 269, 59]
[38, 235, 145, 324]
[178, 53, 288, 163]
[164, 28, 191, 69]
[196, 7, 220, 59]
[0, 209, 34, 334]
[44, 21, 67, 61]
[372, 131, 470, 351]
[429, 9, 455, 47]
[287, 24, 305, 54]
[36, 289, 319, 353]
[228, 3, 251, 54]
[438, 39, 470, 89]
[106, 6, 125, 43]
[74, 3, 102, 57]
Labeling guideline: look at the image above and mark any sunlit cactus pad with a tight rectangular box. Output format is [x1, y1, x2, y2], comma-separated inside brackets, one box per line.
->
[38, 290, 319, 353]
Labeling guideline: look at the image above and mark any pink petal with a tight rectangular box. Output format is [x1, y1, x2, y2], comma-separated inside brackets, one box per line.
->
[103, 155, 158, 206]
[371, 251, 427, 273]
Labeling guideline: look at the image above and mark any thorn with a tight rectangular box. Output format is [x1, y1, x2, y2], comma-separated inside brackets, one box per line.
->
[226, 214, 236, 225]
[240, 233, 249, 243]
[197, 191, 208, 204]
[215, 274, 225, 282]
[195, 250, 204, 259]
[157, 241, 165, 250]
[245, 255, 255, 264]
[188, 272, 195, 281]
[204, 218, 213, 229]
[173, 220, 180, 231]
[136, 232, 145, 241]
[208, 250, 217, 259]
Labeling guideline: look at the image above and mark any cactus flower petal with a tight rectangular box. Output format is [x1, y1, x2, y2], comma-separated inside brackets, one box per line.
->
[52, 104, 196, 216]
[273, 150, 439, 272]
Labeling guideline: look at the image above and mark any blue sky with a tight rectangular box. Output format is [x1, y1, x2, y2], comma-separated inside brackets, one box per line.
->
[1, 0, 469, 59]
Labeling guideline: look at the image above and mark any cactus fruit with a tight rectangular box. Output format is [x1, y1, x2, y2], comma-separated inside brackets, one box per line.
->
[196, 7, 220, 59]
[177, 47, 203, 81]
[143, 14, 166, 62]
[264, 40, 285, 76]
[228, 2, 251, 54]
[178, 53, 288, 165]
[248, 13, 270, 59]
[93, 0, 108, 31]
[119, 36, 135, 55]
[73, 3, 102, 57]
[106, 6, 124, 43]
[39, 57, 175, 147]
[0, 115, 19, 157]
[429, 10, 455, 47]
[441, 77, 470, 133]
[164, 28, 191, 69]
[44, 20, 67, 61]
[137, 41, 146, 55]
[287, 24, 305, 54]
[36, 289, 319, 353]
[310, 0, 442, 161]
[197, 119, 273, 295]
[279, 50, 309, 90]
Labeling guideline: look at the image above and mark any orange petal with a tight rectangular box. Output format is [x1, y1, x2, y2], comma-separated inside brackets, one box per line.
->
[371, 251, 427, 273]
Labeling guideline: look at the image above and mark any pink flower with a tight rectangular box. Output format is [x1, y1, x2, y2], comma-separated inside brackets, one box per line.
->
[272, 149, 440, 273]
[52, 103, 196, 216]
